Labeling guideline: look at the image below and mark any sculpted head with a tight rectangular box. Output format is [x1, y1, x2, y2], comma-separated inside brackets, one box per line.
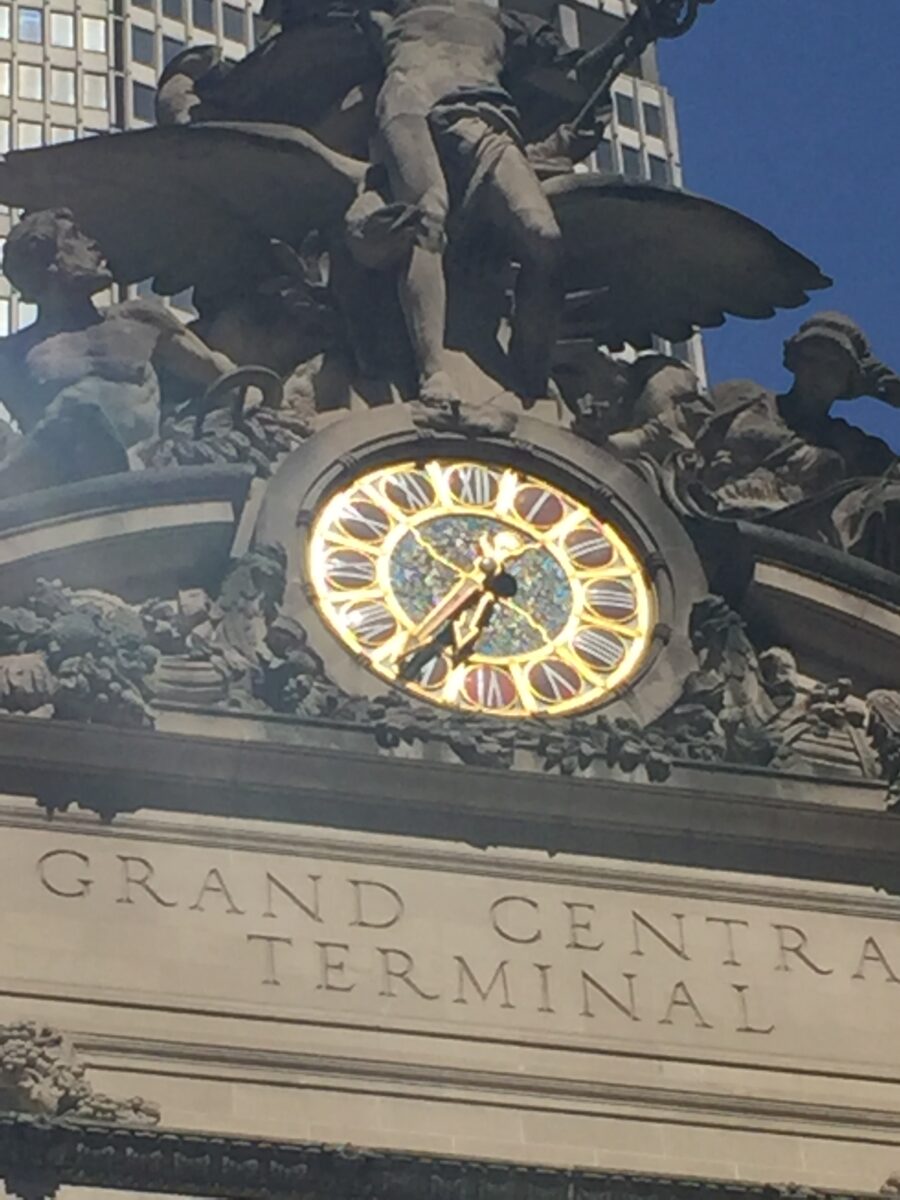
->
[629, 354, 713, 435]
[783, 312, 874, 416]
[2, 209, 113, 305]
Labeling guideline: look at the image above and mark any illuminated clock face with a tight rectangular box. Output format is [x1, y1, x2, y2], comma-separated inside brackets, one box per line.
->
[308, 460, 655, 717]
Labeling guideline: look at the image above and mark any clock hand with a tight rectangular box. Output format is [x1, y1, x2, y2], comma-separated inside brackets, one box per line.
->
[397, 580, 485, 681]
[396, 534, 504, 659]
[396, 529, 529, 681]
[398, 565, 518, 681]
[448, 567, 517, 665]
[406, 574, 483, 648]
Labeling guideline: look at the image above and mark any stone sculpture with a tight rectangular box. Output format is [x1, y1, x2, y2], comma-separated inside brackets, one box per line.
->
[0, 209, 281, 496]
[0, 0, 894, 805]
[347, 0, 728, 406]
[680, 313, 900, 570]
[0, 0, 835, 425]
[0, 1020, 158, 1125]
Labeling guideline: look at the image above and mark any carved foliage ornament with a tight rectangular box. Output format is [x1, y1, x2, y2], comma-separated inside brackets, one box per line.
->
[0, 1021, 158, 1126]
[0, 1114, 868, 1200]
[0, 544, 883, 796]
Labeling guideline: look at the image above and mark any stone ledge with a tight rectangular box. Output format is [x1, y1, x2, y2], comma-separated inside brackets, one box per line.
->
[0, 714, 896, 893]
[0, 1112, 874, 1200]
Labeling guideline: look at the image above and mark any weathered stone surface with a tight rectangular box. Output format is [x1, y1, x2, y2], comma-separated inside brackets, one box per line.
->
[0, 800, 897, 1191]
[0, 1021, 158, 1126]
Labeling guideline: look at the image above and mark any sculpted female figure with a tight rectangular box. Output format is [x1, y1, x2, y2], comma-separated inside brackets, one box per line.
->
[695, 313, 900, 571]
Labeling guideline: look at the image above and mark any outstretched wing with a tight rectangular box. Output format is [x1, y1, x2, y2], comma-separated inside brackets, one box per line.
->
[194, 22, 379, 142]
[546, 174, 831, 347]
[0, 122, 366, 298]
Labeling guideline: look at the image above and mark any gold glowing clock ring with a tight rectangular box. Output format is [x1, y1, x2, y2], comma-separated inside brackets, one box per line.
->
[308, 459, 655, 718]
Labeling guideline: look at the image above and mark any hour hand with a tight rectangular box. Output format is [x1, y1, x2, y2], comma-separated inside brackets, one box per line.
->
[397, 567, 518, 681]
[396, 580, 483, 681]
[397, 620, 457, 682]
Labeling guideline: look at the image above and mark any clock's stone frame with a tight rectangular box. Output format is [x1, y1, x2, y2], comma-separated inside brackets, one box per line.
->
[256, 406, 707, 727]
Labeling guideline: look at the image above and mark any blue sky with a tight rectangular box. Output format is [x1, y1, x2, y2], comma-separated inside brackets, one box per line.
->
[659, 0, 900, 450]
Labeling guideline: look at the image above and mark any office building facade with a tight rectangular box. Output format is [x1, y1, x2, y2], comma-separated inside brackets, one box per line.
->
[0, 0, 258, 334]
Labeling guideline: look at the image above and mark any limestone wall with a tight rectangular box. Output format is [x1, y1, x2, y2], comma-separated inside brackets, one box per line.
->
[0, 795, 897, 1193]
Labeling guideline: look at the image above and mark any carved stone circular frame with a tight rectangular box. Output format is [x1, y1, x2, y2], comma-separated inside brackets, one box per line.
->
[255, 407, 707, 727]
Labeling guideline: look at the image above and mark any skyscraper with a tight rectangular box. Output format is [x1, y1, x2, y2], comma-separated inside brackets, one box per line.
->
[0, 0, 259, 334]
[555, 0, 705, 378]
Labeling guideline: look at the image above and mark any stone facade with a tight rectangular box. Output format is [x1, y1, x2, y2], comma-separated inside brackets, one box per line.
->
[0, 796, 897, 1194]
[0, 0, 897, 1198]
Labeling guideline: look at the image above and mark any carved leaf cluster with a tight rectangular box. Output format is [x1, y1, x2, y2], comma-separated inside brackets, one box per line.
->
[648, 596, 862, 774]
[0, 553, 887, 792]
[143, 405, 309, 478]
[867, 690, 900, 809]
[0, 1022, 158, 1126]
[0, 580, 158, 726]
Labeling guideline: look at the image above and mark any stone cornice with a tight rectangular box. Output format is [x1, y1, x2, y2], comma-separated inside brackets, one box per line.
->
[0, 714, 896, 893]
[0, 1113, 874, 1200]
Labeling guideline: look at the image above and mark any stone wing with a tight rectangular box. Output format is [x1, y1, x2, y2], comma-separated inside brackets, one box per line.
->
[0, 122, 366, 298]
[191, 22, 379, 155]
[546, 174, 832, 347]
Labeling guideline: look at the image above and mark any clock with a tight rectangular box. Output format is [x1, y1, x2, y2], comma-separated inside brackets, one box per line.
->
[307, 458, 655, 718]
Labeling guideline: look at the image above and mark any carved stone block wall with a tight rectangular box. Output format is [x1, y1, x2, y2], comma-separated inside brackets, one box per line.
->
[0, 795, 897, 1194]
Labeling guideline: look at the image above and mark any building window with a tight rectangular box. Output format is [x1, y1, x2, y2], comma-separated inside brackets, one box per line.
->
[82, 16, 107, 53]
[132, 0, 154, 9]
[131, 25, 155, 64]
[594, 136, 613, 173]
[132, 80, 156, 122]
[642, 101, 665, 140]
[163, 0, 184, 17]
[50, 124, 75, 143]
[17, 63, 43, 101]
[83, 72, 109, 109]
[17, 300, 38, 328]
[193, 0, 214, 31]
[0, 62, 9, 97]
[0, 118, 9, 153]
[557, 4, 579, 48]
[17, 121, 43, 149]
[621, 145, 642, 178]
[0, 299, 9, 338]
[49, 11, 75, 47]
[18, 7, 43, 43]
[222, 2, 244, 40]
[50, 67, 75, 104]
[648, 154, 669, 185]
[614, 92, 637, 129]
[0, 5, 9, 40]
[163, 35, 184, 64]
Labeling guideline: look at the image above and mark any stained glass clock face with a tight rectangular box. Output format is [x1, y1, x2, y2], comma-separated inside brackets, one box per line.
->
[308, 460, 655, 718]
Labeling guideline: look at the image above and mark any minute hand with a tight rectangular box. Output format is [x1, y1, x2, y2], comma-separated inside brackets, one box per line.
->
[399, 533, 531, 655]
[397, 569, 515, 682]
[402, 575, 483, 658]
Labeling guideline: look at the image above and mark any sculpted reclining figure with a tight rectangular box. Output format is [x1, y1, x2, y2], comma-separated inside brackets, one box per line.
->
[699, 312, 900, 571]
[0, 209, 275, 497]
[603, 313, 900, 574]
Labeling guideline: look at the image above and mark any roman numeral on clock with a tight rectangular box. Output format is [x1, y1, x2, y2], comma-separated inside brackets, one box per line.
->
[448, 465, 498, 506]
